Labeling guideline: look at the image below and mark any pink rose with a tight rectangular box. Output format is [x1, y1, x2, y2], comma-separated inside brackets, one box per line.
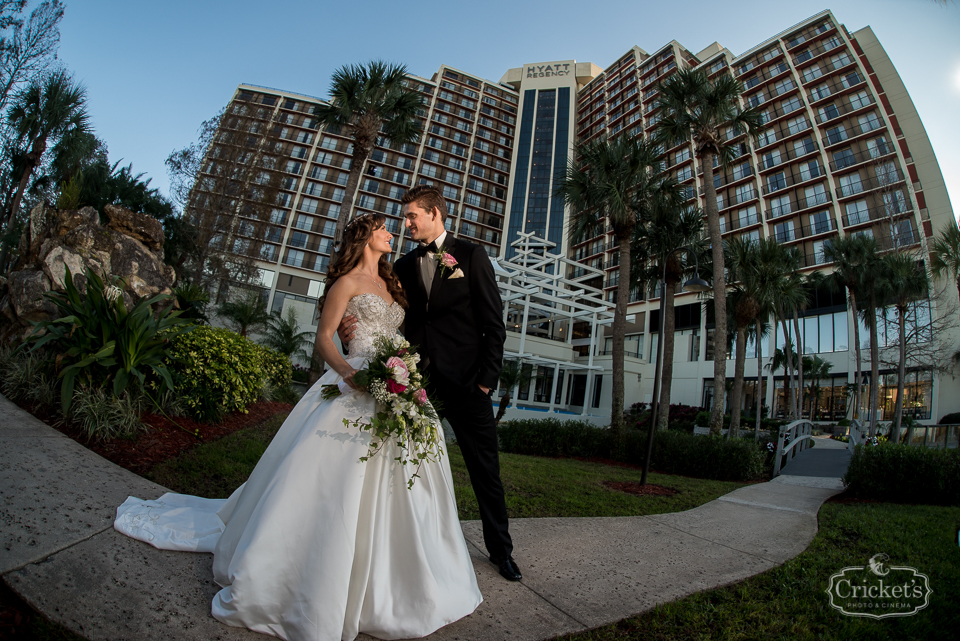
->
[413, 388, 428, 405]
[386, 379, 407, 394]
[440, 253, 457, 268]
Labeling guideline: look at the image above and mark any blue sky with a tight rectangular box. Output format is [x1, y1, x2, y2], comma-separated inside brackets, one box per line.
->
[59, 0, 959, 214]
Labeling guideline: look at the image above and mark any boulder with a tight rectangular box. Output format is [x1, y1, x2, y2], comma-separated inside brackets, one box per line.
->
[40, 245, 87, 290]
[109, 234, 174, 300]
[8, 269, 55, 324]
[104, 204, 164, 252]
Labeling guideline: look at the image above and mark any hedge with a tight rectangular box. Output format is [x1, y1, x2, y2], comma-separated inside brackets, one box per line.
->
[498, 418, 766, 481]
[843, 443, 960, 506]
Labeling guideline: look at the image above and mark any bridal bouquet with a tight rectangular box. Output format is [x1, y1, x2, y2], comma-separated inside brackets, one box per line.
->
[320, 334, 442, 488]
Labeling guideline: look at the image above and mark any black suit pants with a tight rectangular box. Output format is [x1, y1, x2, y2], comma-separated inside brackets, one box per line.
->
[430, 375, 513, 561]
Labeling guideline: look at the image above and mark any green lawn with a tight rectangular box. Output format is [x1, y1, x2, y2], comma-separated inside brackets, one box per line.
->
[554, 501, 960, 641]
[149, 411, 747, 519]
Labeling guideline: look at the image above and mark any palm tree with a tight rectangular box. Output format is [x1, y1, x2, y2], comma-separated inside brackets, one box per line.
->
[262, 308, 314, 361]
[930, 221, 960, 313]
[557, 134, 664, 431]
[631, 195, 703, 431]
[768, 246, 806, 420]
[724, 236, 775, 437]
[0, 69, 89, 271]
[654, 67, 765, 435]
[494, 359, 534, 425]
[882, 252, 929, 442]
[218, 290, 270, 337]
[823, 235, 876, 421]
[802, 355, 833, 421]
[315, 60, 423, 249]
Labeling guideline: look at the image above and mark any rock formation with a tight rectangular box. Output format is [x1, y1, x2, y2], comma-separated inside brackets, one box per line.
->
[0, 203, 175, 342]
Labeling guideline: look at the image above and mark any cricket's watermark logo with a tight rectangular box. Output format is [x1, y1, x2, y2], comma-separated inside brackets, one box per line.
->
[825, 554, 932, 619]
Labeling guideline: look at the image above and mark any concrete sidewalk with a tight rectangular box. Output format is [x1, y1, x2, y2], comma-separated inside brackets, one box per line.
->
[0, 394, 846, 641]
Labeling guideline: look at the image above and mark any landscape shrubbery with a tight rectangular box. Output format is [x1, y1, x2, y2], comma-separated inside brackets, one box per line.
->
[498, 418, 766, 481]
[843, 443, 960, 506]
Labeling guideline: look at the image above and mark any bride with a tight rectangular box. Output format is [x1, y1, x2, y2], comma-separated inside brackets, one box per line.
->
[114, 213, 482, 641]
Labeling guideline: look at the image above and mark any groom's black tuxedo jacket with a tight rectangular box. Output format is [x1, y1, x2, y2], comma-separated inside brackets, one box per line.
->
[394, 235, 506, 391]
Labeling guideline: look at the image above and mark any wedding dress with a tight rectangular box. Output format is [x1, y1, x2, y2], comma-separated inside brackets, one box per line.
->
[114, 293, 482, 641]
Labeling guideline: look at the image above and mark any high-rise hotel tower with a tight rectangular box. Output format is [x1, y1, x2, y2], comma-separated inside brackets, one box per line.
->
[198, 10, 956, 423]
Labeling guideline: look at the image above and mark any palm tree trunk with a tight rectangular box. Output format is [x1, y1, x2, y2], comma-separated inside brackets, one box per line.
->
[793, 311, 806, 420]
[891, 311, 907, 443]
[729, 325, 747, 438]
[850, 291, 862, 420]
[0, 152, 39, 272]
[332, 145, 372, 249]
[495, 392, 512, 425]
[657, 281, 676, 431]
[868, 288, 880, 437]
[780, 314, 797, 419]
[701, 151, 727, 435]
[754, 318, 764, 441]
[611, 230, 633, 432]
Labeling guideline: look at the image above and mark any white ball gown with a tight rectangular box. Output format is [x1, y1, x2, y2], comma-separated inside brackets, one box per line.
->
[114, 293, 482, 641]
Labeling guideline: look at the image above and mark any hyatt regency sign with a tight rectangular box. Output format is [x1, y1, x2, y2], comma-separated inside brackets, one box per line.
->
[526, 64, 571, 78]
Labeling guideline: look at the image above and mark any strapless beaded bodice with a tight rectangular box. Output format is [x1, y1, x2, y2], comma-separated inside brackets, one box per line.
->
[344, 293, 404, 360]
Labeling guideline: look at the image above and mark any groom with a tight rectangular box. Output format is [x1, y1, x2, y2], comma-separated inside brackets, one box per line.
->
[339, 185, 520, 582]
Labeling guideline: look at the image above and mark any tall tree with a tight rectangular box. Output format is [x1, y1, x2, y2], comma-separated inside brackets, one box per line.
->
[0, 67, 87, 272]
[557, 134, 664, 431]
[632, 201, 704, 430]
[930, 221, 960, 314]
[0, 0, 63, 114]
[802, 355, 833, 422]
[315, 60, 422, 250]
[165, 105, 283, 292]
[770, 246, 806, 419]
[218, 289, 270, 338]
[261, 308, 313, 361]
[823, 234, 876, 421]
[882, 252, 929, 442]
[654, 67, 765, 435]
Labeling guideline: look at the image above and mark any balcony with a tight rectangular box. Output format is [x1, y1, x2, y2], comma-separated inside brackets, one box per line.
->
[756, 118, 813, 149]
[800, 55, 857, 86]
[757, 139, 820, 172]
[741, 62, 792, 92]
[807, 72, 866, 104]
[822, 116, 887, 148]
[835, 170, 905, 200]
[761, 165, 825, 195]
[829, 143, 896, 172]
[784, 21, 836, 51]
[814, 94, 876, 124]
[699, 166, 754, 195]
[792, 37, 846, 68]
[766, 190, 831, 220]
[771, 216, 837, 244]
[841, 202, 914, 229]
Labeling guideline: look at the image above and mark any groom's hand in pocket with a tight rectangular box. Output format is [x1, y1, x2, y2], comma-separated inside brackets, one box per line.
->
[337, 314, 358, 352]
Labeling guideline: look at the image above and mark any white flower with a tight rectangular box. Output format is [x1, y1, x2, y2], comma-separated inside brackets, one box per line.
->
[103, 285, 123, 303]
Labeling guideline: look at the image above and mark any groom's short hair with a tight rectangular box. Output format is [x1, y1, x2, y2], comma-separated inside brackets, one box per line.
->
[401, 185, 447, 223]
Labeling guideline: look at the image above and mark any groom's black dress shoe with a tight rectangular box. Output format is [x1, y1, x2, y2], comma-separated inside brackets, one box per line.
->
[490, 556, 522, 581]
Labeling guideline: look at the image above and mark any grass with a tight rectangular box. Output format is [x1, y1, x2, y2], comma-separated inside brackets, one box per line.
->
[149, 411, 747, 519]
[553, 501, 960, 641]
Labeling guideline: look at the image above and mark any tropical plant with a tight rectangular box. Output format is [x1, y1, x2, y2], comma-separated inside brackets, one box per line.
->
[22, 267, 193, 414]
[556, 134, 665, 431]
[173, 282, 210, 324]
[495, 359, 534, 425]
[882, 252, 930, 442]
[217, 289, 270, 337]
[654, 67, 766, 434]
[71, 386, 145, 441]
[801, 355, 833, 421]
[315, 60, 423, 249]
[632, 201, 705, 430]
[261, 308, 313, 361]
[823, 234, 877, 421]
[930, 220, 960, 312]
[0, 68, 89, 271]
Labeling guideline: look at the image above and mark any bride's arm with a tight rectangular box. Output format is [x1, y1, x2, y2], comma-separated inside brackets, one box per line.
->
[316, 280, 361, 388]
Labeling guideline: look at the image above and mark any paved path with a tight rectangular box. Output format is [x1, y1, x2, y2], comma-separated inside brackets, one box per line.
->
[0, 395, 848, 641]
[780, 434, 852, 478]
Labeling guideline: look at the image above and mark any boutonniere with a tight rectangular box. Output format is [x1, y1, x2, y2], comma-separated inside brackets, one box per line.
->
[433, 250, 458, 278]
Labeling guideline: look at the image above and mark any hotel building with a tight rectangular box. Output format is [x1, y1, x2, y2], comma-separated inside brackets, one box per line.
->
[200, 9, 957, 424]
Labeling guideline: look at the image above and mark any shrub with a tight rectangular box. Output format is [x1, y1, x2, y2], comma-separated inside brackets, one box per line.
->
[0, 345, 56, 405]
[498, 418, 766, 481]
[72, 386, 145, 440]
[939, 412, 960, 425]
[837, 418, 851, 427]
[166, 326, 292, 422]
[843, 443, 960, 506]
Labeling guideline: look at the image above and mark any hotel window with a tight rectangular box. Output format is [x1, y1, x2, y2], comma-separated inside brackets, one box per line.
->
[794, 136, 816, 156]
[819, 103, 840, 121]
[795, 49, 813, 64]
[769, 61, 789, 76]
[269, 209, 287, 225]
[782, 96, 803, 114]
[802, 65, 823, 83]
[805, 183, 828, 207]
[675, 147, 691, 164]
[841, 71, 862, 89]
[737, 205, 759, 227]
[833, 147, 855, 169]
[845, 199, 870, 225]
[810, 83, 832, 101]
[357, 194, 376, 209]
[883, 190, 908, 214]
[767, 172, 787, 192]
[825, 125, 847, 145]
[735, 184, 755, 204]
[747, 92, 765, 108]
[363, 179, 379, 193]
[867, 136, 891, 158]
[709, 59, 725, 74]
[332, 187, 345, 202]
[285, 160, 303, 174]
[876, 161, 900, 186]
[830, 51, 852, 68]
[859, 112, 882, 133]
[741, 229, 760, 244]
[812, 238, 831, 264]
[848, 90, 871, 110]
[444, 170, 461, 185]
[388, 186, 404, 199]
[799, 161, 821, 181]
[774, 219, 795, 243]
[442, 185, 458, 200]
[770, 194, 792, 218]
[786, 116, 808, 135]
[839, 173, 863, 197]
[891, 220, 915, 247]
[762, 149, 782, 169]
[810, 210, 832, 234]
[774, 78, 795, 96]
[677, 166, 692, 181]
[732, 161, 751, 180]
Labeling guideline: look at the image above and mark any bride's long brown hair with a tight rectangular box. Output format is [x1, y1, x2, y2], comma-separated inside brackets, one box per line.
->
[318, 213, 407, 312]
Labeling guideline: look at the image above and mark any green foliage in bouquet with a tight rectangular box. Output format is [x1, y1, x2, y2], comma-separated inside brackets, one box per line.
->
[166, 326, 291, 422]
[24, 267, 193, 414]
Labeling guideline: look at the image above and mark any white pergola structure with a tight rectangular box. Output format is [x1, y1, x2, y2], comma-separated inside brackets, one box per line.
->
[495, 233, 615, 415]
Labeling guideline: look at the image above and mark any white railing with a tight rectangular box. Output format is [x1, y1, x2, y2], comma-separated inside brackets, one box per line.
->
[848, 418, 865, 452]
[772, 420, 815, 478]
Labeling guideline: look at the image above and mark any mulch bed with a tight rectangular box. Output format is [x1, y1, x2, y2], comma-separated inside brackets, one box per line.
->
[602, 480, 678, 497]
[11, 398, 293, 476]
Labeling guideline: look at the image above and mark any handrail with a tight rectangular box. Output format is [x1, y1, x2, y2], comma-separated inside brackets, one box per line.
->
[848, 418, 864, 452]
[772, 419, 815, 478]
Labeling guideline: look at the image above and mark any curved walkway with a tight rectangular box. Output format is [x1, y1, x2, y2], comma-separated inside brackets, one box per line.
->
[0, 394, 847, 641]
